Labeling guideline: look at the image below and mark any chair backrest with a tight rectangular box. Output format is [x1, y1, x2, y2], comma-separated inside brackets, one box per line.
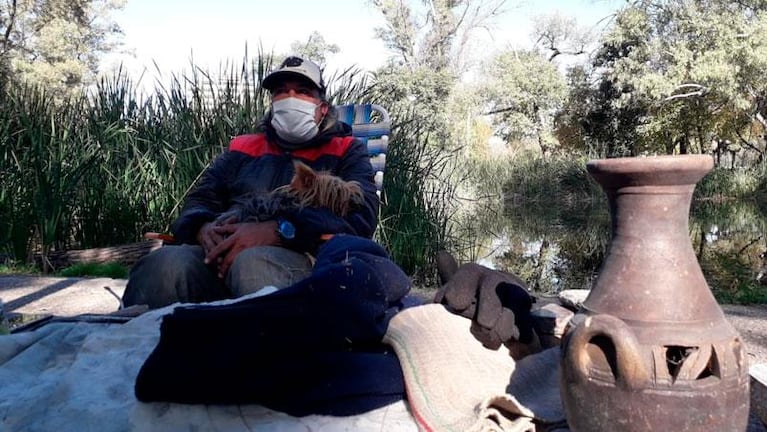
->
[335, 104, 390, 196]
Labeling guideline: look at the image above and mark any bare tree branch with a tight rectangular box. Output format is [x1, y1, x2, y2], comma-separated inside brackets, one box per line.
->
[756, 112, 767, 130]
[663, 84, 709, 102]
[1, 0, 18, 56]
[736, 130, 764, 155]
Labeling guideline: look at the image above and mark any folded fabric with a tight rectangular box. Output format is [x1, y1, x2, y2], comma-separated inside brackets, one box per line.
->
[434, 263, 534, 350]
[135, 235, 411, 416]
[383, 304, 565, 432]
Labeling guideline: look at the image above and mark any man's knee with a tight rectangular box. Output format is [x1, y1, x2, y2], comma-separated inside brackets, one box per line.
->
[123, 245, 220, 308]
[228, 246, 313, 297]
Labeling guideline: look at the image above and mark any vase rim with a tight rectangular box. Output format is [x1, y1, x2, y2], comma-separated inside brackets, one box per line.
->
[587, 154, 714, 175]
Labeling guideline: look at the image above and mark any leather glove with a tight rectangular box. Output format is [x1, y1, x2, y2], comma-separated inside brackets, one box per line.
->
[434, 263, 533, 350]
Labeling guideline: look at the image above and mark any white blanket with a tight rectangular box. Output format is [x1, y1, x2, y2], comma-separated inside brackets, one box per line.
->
[0, 300, 417, 432]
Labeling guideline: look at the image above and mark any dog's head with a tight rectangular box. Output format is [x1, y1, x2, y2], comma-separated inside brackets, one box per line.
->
[286, 160, 364, 215]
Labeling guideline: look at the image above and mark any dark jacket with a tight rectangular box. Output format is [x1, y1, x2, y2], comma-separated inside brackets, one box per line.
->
[171, 116, 379, 253]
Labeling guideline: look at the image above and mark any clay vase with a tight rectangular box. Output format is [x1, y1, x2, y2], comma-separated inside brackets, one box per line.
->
[560, 155, 750, 431]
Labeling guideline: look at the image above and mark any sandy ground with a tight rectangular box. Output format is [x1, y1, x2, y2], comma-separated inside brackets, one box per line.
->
[721, 303, 767, 369]
[1, 275, 126, 318]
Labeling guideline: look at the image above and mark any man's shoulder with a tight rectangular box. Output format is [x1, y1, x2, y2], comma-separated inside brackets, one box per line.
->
[229, 134, 277, 157]
[293, 136, 356, 160]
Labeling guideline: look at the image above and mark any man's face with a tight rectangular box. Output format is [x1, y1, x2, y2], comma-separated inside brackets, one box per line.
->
[270, 78, 328, 124]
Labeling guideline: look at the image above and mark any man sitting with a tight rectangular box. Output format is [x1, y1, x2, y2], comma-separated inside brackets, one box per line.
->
[123, 56, 379, 309]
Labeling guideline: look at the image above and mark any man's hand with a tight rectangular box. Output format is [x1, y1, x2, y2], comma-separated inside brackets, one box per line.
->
[204, 221, 281, 278]
[196, 221, 230, 255]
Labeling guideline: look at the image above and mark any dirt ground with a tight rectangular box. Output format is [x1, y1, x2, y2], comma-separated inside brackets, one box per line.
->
[721, 303, 767, 368]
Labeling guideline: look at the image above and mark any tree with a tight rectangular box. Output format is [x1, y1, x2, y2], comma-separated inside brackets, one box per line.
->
[482, 49, 568, 155]
[584, 0, 767, 157]
[288, 31, 340, 67]
[473, 10, 600, 157]
[0, 0, 125, 95]
[369, 0, 510, 147]
[532, 12, 594, 62]
[555, 51, 650, 158]
[371, 0, 507, 73]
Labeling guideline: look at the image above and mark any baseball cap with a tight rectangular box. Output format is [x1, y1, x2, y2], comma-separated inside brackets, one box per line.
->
[262, 56, 325, 94]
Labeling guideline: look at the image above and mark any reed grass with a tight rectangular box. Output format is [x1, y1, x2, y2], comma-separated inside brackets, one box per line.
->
[695, 166, 764, 200]
[374, 104, 463, 281]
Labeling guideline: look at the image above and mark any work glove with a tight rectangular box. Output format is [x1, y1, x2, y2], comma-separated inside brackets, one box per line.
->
[434, 263, 534, 350]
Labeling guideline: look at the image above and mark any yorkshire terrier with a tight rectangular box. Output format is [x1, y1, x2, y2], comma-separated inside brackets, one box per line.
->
[215, 160, 364, 225]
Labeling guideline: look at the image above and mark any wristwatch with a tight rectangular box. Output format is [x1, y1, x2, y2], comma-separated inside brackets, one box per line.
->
[276, 218, 296, 241]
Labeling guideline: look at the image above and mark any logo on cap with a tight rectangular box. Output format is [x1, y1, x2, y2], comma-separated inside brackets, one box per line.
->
[282, 56, 304, 68]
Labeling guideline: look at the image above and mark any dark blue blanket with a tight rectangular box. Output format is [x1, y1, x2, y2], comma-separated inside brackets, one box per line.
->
[134, 235, 413, 416]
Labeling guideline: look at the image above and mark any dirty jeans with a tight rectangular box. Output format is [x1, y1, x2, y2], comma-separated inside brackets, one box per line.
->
[122, 244, 313, 309]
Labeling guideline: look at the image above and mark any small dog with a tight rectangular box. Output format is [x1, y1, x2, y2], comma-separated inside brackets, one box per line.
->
[215, 160, 364, 225]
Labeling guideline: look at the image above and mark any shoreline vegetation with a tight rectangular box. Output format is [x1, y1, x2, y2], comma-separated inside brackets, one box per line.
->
[1, 55, 766, 304]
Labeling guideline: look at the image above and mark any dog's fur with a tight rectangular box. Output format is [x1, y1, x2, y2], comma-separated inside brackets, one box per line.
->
[215, 160, 364, 225]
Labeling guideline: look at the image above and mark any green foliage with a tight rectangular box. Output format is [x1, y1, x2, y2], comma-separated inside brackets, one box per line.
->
[57, 262, 129, 278]
[482, 50, 568, 153]
[0, 83, 101, 270]
[364, 2, 501, 279]
[288, 31, 340, 66]
[695, 167, 764, 200]
[494, 154, 598, 201]
[1, 0, 125, 95]
[0, 261, 37, 275]
[1, 50, 273, 268]
[556, 64, 648, 157]
[580, 0, 767, 156]
[370, 0, 509, 156]
[373, 65, 455, 145]
[374, 104, 463, 282]
[700, 249, 767, 304]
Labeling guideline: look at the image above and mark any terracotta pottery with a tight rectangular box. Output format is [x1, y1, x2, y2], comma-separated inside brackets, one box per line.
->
[560, 155, 750, 431]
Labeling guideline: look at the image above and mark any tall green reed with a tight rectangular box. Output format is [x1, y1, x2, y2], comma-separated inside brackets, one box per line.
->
[1, 84, 101, 271]
[0, 52, 277, 269]
[374, 105, 462, 282]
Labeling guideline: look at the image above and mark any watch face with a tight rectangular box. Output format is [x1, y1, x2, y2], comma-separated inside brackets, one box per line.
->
[279, 220, 296, 240]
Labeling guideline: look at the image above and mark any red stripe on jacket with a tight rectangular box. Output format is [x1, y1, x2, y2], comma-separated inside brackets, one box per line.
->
[229, 134, 355, 160]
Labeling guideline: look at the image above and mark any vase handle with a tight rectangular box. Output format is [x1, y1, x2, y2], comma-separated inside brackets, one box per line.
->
[566, 314, 649, 390]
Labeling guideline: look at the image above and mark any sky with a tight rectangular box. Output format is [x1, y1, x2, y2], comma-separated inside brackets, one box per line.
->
[102, 0, 623, 83]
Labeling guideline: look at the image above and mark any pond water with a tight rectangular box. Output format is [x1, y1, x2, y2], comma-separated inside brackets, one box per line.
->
[469, 195, 767, 298]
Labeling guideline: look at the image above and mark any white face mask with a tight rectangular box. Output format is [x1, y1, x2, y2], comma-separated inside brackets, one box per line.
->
[270, 97, 320, 143]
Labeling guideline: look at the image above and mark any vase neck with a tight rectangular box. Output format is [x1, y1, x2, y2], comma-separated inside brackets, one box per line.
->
[607, 185, 695, 240]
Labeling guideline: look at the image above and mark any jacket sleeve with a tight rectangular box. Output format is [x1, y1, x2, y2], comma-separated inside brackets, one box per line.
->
[170, 150, 241, 244]
[278, 139, 379, 252]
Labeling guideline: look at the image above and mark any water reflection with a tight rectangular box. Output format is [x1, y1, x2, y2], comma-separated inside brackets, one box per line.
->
[469, 194, 767, 298]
